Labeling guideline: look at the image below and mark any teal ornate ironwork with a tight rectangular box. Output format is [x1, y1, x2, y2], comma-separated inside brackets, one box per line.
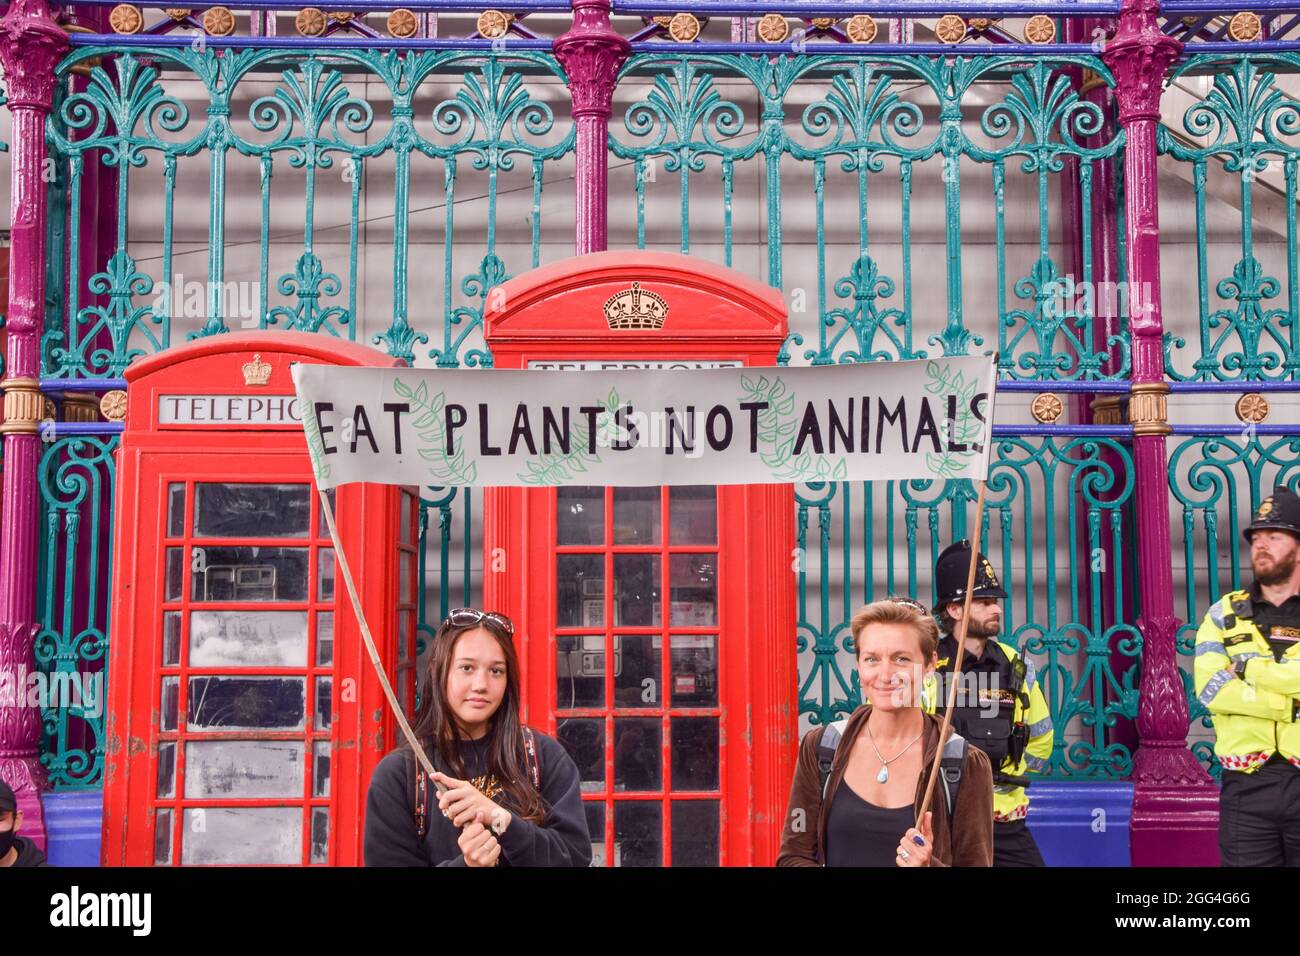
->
[41, 46, 574, 377]
[35, 435, 117, 790]
[27, 33, 1300, 792]
[1160, 54, 1300, 382]
[796, 435, 1139, 777]
[613, 54, 1129, 377]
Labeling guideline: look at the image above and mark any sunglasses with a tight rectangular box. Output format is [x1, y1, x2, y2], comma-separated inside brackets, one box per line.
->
[443, 607, 515, 636]
[887, 596, 929, 614]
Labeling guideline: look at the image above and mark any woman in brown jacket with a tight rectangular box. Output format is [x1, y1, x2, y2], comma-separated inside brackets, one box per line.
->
[777, 599, 994, 866]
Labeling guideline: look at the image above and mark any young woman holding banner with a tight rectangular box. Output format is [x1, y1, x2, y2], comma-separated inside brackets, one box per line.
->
[363, 609, 592, 866]
[777, 600, 995, 867]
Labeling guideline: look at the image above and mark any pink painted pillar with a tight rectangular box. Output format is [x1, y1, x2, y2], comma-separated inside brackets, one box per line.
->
[1104, 0, 1219, 866]
[554, 0, 629, 255]
[0, 0, 68, 848]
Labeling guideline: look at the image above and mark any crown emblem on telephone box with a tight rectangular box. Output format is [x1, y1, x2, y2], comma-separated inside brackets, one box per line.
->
[242, 353, 273, 386]
[603, 283, 668, 330]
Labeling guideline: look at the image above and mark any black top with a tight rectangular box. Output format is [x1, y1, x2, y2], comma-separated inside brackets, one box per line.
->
[364, 728, 592, 867]
[9, 836, 48, 867]
[1248, 582, 1300, 661]
[824, 780, 914, 867]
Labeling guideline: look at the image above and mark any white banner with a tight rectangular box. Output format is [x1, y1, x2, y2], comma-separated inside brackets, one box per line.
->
[291, 356, 997, 489]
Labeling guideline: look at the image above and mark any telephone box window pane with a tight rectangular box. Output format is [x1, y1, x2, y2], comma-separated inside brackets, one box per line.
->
[614, 801, 662, 867]
[614, 635, 661, 708]
[556, 637, 604, 709]
[671, 800, 720, 866]
[614, 555, 660, 627]
[193, 483, 310, 539]
[165, 548, 184, 601]
[187, 676, 306, 731]
[315, 677, 333, 730]
[167, 484, 186, 538]
[162, 611, 182, 667]
[318, 549, 335, 602]
[317, 612, 334, 666]
[314, 740, 331, 798]
[400, 551, 414, 603]
[669, 486, 716, 545]
[311, 807, 329, 864]
[557, 487, 603, 545]
[157, 741, 176, 798]
[670, 555, 716, 626]
[398, 613, 412, 665]
[317, 488, 336, 537]
[585, 802, 608, 866]
[670, 636, 718, 707]
[613, 487, 660, 544]
[615, 718, 661, 791]
[181, 807, 301, 865]
[557, 554, 603, 628]
[557, 718, 605, 793]
[184, 740, 305, 798]
[189, 610, 309, 667]
[161, 677, 179, 732]
[671, 717, 719, 791]
[191, 547, 309, 602]
[154, 809, 173, 865]
[400, 493, 415, 546]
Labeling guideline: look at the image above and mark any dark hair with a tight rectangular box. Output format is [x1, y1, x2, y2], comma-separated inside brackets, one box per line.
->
[402, 611, 546, 824]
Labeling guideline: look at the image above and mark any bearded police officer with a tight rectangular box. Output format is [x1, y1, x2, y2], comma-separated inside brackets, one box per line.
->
[931, 541, 1054, 867]
[1195, 485, 1300, 866]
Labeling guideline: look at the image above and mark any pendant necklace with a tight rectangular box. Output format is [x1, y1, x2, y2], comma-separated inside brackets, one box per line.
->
[864, 719, 924, 784]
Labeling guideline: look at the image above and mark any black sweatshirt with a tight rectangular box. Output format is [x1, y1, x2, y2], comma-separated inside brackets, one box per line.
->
[363, 729, 592, 867]
[9, 836, 49, 867]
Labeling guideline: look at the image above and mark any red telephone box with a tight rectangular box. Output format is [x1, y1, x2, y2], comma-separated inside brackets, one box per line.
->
[104, 332, 419, 866]
[484, 251, 797, 866]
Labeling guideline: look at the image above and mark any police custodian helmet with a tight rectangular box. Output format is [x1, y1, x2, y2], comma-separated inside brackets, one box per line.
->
[1243, 485, 1300, 543]
[933, 540, 1007, 614]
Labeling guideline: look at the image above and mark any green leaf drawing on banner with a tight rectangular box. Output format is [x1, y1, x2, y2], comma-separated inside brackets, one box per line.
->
[923, 361, 984, 479]
[517, 417, 603, 485]
[740, 374, 844, 483]
[301, 390, 332, 485]
[396, 377, 477, 485]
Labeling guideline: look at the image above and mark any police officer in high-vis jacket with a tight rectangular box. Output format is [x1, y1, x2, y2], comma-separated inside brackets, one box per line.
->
[931, 541, 1054, 867]
[1195, 485, 1300, 866]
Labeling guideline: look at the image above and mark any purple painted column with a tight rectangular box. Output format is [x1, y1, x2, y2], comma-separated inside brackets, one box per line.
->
[0, 0, 68, 848]
[1103, 0, 1218, 866]
[554, 0, 629, 255]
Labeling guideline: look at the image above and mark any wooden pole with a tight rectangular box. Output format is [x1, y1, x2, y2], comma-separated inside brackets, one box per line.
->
[317, 488, 446, 793]
[916, 478, 988, 827]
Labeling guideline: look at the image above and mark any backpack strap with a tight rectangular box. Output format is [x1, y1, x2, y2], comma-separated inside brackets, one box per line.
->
[412, 753, 430, 841]
[938, 731, 968, 832]
[817, 719, 848, 799]
[522, 727, 542, 793]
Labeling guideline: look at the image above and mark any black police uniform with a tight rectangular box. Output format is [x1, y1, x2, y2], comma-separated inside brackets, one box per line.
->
[1218, 486, 1300, 867]
[933, 541, 1045, 868]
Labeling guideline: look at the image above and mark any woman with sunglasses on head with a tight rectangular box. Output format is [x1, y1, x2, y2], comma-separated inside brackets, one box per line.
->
[777, 598, 994, 867]
[364, 608, 592, 867]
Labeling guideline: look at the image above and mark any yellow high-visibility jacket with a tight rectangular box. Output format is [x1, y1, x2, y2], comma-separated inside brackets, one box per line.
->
[1194, 590, 1300, 773]
[924, 640, 1054, 823]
